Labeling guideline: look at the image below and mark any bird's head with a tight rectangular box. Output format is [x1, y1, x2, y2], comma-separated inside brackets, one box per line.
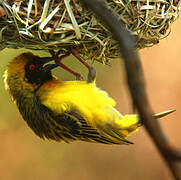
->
[23, 53, 58, 86]
[4, 52, 58, 97]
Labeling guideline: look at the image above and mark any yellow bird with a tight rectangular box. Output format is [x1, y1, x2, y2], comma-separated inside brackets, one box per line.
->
[4, 52, 174, 144]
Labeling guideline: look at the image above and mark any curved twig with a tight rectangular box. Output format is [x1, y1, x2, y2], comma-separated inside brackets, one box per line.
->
[81, 0, 181, 179]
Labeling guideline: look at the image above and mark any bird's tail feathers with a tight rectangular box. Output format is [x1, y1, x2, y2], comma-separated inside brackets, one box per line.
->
[108, 109, 176, 144]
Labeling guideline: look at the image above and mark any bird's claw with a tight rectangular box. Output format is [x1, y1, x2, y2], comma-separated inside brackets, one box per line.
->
[76, 74, 84, 81]
[87, 67, 96, 83]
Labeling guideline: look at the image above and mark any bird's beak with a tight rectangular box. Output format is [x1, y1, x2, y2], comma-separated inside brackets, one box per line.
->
[43, 64, 59, 71]
[39, 57, 59, 71]
[40, 57, 55, 63]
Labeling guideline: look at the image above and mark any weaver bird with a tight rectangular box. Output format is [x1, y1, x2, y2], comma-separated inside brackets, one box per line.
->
[4, 52, 175, 144]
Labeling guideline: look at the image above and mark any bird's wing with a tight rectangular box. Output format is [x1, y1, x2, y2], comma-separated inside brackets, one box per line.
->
[45, 105, 133, 144]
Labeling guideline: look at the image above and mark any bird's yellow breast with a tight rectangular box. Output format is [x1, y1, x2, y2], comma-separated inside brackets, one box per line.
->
[39, 78, 116, 125]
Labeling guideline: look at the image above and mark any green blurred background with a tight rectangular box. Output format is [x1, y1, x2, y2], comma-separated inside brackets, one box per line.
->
[0, 19, 181, 180]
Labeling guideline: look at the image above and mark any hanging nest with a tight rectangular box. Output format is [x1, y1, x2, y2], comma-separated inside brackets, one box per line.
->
[0, 0, 180, 64]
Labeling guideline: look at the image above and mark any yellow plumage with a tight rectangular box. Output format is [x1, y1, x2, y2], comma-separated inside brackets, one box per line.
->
[40, 79, 116, 124]
[39, 78, 139, 144]
[4, 52, 174, 145]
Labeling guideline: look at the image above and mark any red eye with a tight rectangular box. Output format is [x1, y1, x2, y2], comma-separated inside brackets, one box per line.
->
[29, 64, 35, 70]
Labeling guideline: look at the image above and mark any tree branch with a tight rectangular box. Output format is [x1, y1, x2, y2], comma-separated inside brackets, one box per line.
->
[81, 0, 181, 179]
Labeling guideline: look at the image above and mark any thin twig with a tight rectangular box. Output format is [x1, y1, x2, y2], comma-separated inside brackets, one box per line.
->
[81, 0, 181, 179]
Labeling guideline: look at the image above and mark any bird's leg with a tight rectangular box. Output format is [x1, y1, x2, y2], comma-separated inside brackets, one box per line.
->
[71, 48, 96, 83]
[49, 50, 84, 80]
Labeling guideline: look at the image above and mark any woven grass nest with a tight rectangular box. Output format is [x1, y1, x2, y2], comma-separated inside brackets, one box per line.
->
[0, 0, 180, 64]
